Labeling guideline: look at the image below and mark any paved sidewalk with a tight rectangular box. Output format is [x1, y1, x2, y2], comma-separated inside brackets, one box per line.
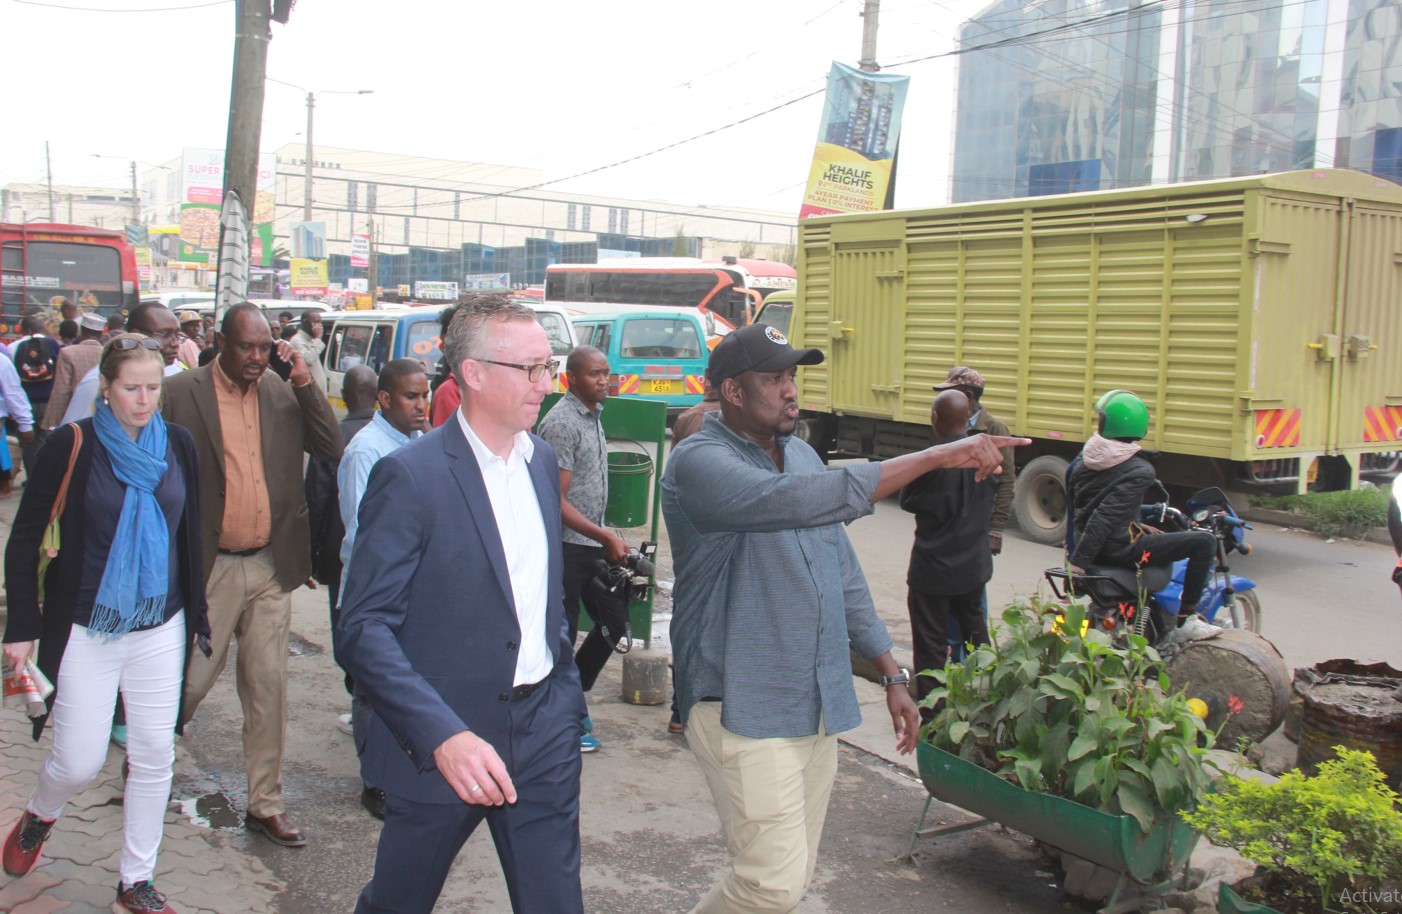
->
[0, 477, 1070, 914]
[0, 716, 283, 914]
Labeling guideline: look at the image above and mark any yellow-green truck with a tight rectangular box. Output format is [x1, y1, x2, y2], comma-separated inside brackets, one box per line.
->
[788, 169, 1402, 544]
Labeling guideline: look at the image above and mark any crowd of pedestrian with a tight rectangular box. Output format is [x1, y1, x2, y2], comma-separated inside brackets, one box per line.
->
[5, 290, 1316, 914]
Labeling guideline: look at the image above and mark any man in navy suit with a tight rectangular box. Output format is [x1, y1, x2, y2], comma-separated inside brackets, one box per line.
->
[337, 296, 587, 914]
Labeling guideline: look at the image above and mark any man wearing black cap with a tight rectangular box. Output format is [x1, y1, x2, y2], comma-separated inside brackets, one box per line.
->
[662, 323, 1028, 914]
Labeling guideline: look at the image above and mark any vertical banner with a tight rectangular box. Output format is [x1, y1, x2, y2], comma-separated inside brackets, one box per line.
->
[350, 233, 370, 268]
[799, 62, 910, 219]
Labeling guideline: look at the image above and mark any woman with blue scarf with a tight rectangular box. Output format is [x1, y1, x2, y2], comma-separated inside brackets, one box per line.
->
[2, 333, 210, 914]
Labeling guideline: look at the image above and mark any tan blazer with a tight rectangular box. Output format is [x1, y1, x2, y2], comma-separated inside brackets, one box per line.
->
[162, 361, 343, 592]
[42, 340, 102, 428]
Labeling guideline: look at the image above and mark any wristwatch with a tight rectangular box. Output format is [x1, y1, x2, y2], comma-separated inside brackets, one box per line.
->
[879, 668, 911, 688]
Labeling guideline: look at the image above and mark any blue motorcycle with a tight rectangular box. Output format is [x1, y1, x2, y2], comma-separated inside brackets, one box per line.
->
[1045, 485, 1261, 640]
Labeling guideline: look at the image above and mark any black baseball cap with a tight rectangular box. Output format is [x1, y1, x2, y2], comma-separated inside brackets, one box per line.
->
[706, 323, 823, 387]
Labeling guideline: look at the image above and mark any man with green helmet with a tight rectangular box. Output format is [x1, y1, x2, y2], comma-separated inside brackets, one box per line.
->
[1067, 389, 1220, 646]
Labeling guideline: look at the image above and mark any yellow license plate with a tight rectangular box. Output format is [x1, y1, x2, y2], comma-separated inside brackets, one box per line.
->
[649, 379, 681, 394]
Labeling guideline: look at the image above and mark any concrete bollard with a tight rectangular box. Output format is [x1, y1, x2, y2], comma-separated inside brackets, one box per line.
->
[621, 648, 669, 706]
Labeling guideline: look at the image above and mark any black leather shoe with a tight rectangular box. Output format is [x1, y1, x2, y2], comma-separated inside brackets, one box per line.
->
[244, 812, 307, 847]
[360, 786, 386, 821]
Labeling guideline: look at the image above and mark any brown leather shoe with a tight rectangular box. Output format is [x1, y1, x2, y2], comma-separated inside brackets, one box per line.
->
[244, 812, 307, 847]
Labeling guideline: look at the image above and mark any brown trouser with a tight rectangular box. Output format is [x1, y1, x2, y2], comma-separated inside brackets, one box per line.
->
[181, 548, 291, 818]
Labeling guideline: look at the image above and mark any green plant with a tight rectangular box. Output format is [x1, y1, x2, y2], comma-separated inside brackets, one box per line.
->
[1183, 748, 1402, 914]
[921, 597, 1217, 833]
[1248, 487, 1389, 538]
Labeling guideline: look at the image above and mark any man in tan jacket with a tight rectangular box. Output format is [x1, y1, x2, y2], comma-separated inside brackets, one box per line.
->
[162, 302, 342, 847]
[41, 313, 105, 428]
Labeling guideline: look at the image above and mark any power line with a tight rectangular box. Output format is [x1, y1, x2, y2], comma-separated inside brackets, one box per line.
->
[11, 0, 230, 10]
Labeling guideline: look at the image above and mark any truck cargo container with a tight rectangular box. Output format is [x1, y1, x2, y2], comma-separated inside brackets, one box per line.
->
[788, 169, 1402, 544]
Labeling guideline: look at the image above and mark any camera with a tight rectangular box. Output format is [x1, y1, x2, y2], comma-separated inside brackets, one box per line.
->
[584, 541, 658, 653]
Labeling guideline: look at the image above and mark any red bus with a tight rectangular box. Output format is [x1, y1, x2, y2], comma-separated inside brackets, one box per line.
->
[0, 223, 140, 336]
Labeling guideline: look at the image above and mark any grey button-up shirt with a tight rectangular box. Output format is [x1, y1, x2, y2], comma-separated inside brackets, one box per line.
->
[661, 412, 891, 739]
[537, 391, 608, 547]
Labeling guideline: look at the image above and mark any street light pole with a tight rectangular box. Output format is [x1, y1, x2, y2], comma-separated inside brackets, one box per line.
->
[303, 90, 315, 222]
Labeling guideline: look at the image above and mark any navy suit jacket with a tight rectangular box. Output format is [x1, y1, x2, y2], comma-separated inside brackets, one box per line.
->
[336, 419, 585, 805]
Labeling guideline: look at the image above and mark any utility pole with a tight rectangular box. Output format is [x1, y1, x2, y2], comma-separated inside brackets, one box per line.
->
[367, 212, 378, 304]
[44, 141, 55, 221]
[130, 160, 140, 225]
[859, 0, 880, 72]
[304, 91, 314, 221]
[222, 0, 271, 215]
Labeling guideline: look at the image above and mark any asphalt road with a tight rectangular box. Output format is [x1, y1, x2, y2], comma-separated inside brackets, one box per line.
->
[843, 493, 1402, 676]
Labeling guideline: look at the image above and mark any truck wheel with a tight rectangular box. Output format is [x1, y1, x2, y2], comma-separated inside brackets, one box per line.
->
[1014, 455, 1069, 546]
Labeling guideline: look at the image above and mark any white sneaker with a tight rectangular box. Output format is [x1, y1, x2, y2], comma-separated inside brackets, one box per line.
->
[337, 712, 354, 735]
[1165, 615, 1222, 647]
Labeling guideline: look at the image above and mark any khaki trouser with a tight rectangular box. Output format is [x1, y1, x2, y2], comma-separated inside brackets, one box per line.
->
[181, 549, 291, 818]
[684, 702, 838, 914]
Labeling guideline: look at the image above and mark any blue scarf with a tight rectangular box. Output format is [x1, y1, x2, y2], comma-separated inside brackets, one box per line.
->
[89, 402, 170, 637]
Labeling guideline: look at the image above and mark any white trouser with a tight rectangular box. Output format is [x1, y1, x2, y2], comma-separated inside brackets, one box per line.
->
[29, 611, 185, 885]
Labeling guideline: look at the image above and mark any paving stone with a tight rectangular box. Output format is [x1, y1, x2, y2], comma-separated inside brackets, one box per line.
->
[9, 893, 72, 914]
[0, 872, 63, 909]
[46, 879, 117, 911]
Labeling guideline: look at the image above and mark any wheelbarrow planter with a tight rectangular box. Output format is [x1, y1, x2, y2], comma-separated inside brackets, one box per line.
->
[1216, 881, 1285, 914]
[915, 742, 1200, 914]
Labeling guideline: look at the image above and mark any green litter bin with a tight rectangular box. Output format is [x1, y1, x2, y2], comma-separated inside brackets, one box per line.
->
[605, 448, 652, 527]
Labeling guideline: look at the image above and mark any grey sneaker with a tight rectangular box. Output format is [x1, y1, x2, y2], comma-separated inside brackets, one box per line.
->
[1165, 615, 1222, 647]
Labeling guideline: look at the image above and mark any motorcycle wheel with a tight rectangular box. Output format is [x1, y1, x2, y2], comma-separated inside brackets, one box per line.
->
[1221, 590, 1262, 634]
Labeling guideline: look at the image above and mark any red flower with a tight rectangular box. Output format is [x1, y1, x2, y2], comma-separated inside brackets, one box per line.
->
[1118, 601, 1136, 620]
[1227, 695, 1244, 717]
[1139, 550, 1152, 566]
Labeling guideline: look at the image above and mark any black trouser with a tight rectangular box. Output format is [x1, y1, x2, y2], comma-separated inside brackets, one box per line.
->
[908, 587, 990, 713]
[21, 406, 46, 479]
[326, 560, 355, 697]
[562, 542, 627, 693]
[1104, 529, 1216, 616]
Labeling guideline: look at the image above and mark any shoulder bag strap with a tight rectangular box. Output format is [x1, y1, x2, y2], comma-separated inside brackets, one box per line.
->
[48, 424, 83, 526]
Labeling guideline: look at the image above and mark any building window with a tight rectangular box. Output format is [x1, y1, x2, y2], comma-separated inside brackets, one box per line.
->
[1028, 160, 1102, 196]
[1375, 128, 1402, 183]
[581, 206, 591, 231]
[367, 183, 378, 213]
[347, 182, 358, 212]
[567, 203, 577, 230]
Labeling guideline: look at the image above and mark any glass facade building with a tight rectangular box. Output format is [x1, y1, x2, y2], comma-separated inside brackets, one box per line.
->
[950, 0, 1402, 202]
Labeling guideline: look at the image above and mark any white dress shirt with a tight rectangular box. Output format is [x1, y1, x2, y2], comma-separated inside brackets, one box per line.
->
[455, 409, 553, 686]
[0, 355, 33, 432]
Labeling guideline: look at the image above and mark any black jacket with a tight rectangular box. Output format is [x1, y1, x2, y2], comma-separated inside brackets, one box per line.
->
[1069, 451, 1157, 569]
[3, 420, 210, 741]
[899, 446, 998, 595]
[305, 409, 374, 585]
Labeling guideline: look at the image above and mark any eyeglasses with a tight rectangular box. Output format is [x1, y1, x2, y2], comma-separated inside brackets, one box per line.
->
[109, 338, 162, 352]
[475, 359, 558, 383]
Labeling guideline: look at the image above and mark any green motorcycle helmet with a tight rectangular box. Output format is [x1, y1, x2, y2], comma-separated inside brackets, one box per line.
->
[1095, 389, 1149, 441]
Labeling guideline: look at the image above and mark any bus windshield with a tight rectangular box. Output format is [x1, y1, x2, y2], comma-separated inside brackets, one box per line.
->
[1, 241, 124, 310]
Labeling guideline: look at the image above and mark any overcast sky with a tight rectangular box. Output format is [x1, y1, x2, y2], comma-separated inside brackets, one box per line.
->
[2, 0, 991, 215]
